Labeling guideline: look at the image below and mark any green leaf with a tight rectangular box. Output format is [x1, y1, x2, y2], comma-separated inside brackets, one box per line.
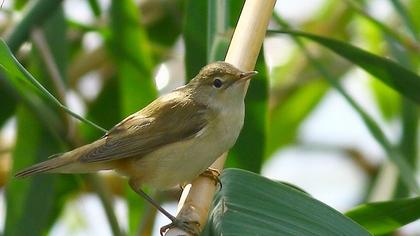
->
[266, 79, 329, 157]
[0, 79, 17, 128]
[382, 24, 419, 198]
[145, 0, 183, 49]
[183, 0, 208, 80]
[0, 40, 29, 84]
[5, 106, 60, 236]
[6, 0, 63, 52]
[271, 29, 420, 194]
[390, 0, 419, 40]
[0, 39, 65, 139]
[407, 0, 420, 35]
[202, 169, 371, 236]
[0, 38, 106, 133]
[109, 0, 157, 117]
[271, 30, 420, 104]
[394, 99, 418, 198]
[369, 77, 400, 121]
[346, 197, 420, 235]
[88, 0, 101, 18]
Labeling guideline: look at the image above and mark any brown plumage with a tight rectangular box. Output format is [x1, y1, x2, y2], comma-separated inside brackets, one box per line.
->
[15, 61, 256, 190]
[15, 89, 210, 177]
[15, 61, 258, 234]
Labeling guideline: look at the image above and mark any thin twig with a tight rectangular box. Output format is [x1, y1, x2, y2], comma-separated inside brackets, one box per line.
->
[31, 27, 76, 138]
[31, 28, 67, 102]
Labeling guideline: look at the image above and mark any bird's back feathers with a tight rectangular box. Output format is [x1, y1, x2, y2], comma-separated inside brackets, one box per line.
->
[79, 91, 210, 163]
[15, 91, 210, 177]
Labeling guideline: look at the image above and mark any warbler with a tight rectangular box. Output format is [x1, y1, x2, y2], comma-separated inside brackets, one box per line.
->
[15, 61, 257, 234]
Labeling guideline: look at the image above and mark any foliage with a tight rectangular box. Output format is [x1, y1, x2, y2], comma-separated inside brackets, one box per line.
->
[0, 0, 419, 235]
[203, 169, 371, 236]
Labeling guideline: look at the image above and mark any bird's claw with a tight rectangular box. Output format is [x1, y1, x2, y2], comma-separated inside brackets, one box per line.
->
[160, 219, 200, 236]
[200, 168, 222, 189]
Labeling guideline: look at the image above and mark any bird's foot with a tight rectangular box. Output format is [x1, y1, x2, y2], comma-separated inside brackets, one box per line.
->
[200, 167, 222, 189]
[160, 218, 200, 236]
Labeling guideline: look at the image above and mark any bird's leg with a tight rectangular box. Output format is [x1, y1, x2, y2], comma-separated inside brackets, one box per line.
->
[128, 179, 176, 221]
[160, 168, 222, 235]
[128, 179, 200, 236]
[200, 167, 222, 189]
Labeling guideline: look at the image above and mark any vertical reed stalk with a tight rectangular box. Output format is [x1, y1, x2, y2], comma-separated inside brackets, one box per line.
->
[165, 0, 276, 235]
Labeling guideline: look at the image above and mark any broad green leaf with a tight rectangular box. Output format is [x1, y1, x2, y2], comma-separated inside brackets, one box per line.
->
[145, 0, 183, 49]
[227, 0, 245, 27]
[183, 0, 208, 80]
[202, 169, 371, 236]
[346, 197, 420, 235]
[109, 0, 157, 117]
[5, 106, 60, 236]
[272, 30, 420, 104]
[0, 79, 17, 128]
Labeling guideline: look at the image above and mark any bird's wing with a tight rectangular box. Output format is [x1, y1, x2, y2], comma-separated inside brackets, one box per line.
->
[79, 94, 209, 163]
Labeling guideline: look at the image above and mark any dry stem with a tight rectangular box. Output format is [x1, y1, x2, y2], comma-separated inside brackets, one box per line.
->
[165, 0, 276, 235]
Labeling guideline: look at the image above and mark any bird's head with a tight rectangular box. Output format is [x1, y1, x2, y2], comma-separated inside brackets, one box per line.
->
[187, 61, 257, 110]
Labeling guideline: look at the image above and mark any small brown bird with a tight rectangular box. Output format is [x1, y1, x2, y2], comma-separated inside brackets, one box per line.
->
[15, 61, 257, 234]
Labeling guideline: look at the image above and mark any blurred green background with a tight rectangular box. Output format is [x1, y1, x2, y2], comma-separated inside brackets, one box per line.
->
[0, 0, 419, 235]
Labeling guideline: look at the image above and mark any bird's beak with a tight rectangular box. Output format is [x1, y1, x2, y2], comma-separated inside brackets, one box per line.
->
[239, 71, 258, 81]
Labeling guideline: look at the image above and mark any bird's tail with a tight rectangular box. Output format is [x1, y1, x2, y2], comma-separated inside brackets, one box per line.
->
[14, 153, 73, 178]
[15, 139, 108, 178]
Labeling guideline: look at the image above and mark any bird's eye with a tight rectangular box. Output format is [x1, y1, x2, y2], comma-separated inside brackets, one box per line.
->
[213, 78, 222, 88]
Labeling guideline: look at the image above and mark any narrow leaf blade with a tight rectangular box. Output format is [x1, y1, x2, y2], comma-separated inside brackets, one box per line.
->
[346, 197, 420, 235]
[271, 30, 420, 104]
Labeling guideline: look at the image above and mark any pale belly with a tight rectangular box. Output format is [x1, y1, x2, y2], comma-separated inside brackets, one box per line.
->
[121, 108, 244, 189]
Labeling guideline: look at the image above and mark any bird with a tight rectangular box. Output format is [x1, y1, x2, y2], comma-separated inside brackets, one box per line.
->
[15, 61, 257, 235]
